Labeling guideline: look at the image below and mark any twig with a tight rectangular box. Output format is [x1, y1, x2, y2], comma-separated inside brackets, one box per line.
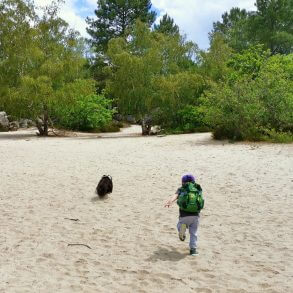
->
[64, 218, 80, 222]
[67, 243, 92, 249]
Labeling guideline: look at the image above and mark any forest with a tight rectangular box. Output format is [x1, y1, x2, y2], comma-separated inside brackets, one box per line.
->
[0, 0, 292, 141]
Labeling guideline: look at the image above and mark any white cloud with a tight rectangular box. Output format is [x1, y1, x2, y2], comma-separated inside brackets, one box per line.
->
[34, 0, 89, 37]
[152, 0, 256, 49]
[33, 0, 257, 48]
[84, 0, 97, 8]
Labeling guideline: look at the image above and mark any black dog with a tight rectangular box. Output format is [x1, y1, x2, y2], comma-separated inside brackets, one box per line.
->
[96, 175, 113, 197]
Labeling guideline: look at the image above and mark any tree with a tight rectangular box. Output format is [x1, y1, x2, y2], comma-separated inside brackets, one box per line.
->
[106, 21, 160, 134]
[212, 7, 251, 52]
[202, 47, 293, 141]
[106, 20, 199, 134]
[153, 72, 206, 131]
[86, 0, 156, 92]
[249, 0, 293, 54]
[199, 33, 233, 82]
[0, 0, 98, 136]
[0, 0, 36, 95]
[86, 0, 156, 54]
[211, 1, 293, 55]
[154, 13, 179, 36]
[227, 45, 271, 80]
[254, 54, 293, 131]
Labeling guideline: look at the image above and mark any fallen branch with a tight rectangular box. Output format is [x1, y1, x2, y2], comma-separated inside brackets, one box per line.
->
[67, 243, 92, 249]
[64, 218, 80, 222]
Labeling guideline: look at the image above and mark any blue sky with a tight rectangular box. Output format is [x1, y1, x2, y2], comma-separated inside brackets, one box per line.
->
[35, 0, 256, 49]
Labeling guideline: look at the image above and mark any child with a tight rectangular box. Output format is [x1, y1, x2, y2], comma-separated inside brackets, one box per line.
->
[164, 173, 204, 256]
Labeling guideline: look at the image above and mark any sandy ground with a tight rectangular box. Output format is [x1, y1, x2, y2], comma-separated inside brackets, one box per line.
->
[0, 126, 292, 293]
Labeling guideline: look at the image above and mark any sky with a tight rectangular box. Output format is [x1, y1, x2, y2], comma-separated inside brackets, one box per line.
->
[34, 0, 256, 49]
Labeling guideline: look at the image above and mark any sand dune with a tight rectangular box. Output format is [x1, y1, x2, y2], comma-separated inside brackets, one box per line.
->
[0, 126, 292, 292]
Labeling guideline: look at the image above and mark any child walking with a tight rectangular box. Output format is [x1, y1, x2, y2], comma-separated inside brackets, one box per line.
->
[165, 174, 204, 256]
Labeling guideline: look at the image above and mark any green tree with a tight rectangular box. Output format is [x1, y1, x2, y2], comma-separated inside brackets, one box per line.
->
[106, 22, 160, 134]
[203, 79, 266, 140]
[86, 0, 156, 92]
[106, 20, 199, 134]
[153, 72, 206, 131]
[255, 54, 293, 131]
[154, 13, 179, 36]
[0, 0, 99, 136]
[86, 0, 156, 54]
[249, 0, 293, 54]
[202, 48, 293, 141]
[211, 1, 293, 54]
[227, 45, 271, 80]
[199, 33, 233, 82]
[0, 0, 36, 96]
[212, 7, 251, 52]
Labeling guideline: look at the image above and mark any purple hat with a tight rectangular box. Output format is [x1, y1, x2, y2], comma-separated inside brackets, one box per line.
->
[182, 173, 195, 184]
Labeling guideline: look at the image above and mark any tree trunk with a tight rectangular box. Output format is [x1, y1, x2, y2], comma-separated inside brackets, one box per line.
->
[141, 117, 151, 135]
[35, 109, 49, 136]
[43, 110, 49, 136]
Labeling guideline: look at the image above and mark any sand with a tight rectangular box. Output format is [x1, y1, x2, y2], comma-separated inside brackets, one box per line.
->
[0, 126, 292, 293]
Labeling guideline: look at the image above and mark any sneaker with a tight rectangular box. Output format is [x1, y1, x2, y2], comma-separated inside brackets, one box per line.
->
[179, 224, 187, 241]
[190, 248, 199, 256]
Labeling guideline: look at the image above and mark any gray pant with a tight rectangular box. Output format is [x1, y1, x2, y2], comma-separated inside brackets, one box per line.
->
[177, 216, 200, 249]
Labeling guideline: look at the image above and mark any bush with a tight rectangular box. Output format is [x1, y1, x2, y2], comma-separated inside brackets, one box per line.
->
[55, 94, 114, 131]
[171, 105, 209, 133]
[202, 52, 293, 142]
[203, 79, 266, 140]
[260, 129, 293, 143]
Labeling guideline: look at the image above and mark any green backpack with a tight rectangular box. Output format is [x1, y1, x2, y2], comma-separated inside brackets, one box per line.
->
[177, 182, 204, 213]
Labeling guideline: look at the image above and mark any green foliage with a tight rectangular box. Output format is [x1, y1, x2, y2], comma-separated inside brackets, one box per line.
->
[212, 0, 293, 55]
[203, 79, 266, 140]
[0, 0, 36, 94]
[202, 51, 293, 141]
[153, 72, 206, 130]
[154, 14, 179, 36]
[106, 23, 160, 119]
[172, 105, 208, 133]
[228, 45, 271, 80]
[1, 0, 292, 141]
[86, 0, 156, 54]
[54, 94, 114, 131]
[105, 20, 200, 133]
[0, 0, 100, 135]
[212, 7, 251, 52]
[260, 129, 293, 143]
[199, 33, 233, 81]
[254, 54, 293, 131]
[86, 0, 156, 92]
[250, 0, 293, 54]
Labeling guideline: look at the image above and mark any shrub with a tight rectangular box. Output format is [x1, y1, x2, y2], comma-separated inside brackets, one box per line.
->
[203, 79, 266, 140]
[260, 129, 293, 143]
[202, 52, 293, 142]
[55, 94, 114, 131]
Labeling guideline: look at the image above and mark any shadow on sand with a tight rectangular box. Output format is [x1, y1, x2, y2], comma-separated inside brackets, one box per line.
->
[0, 126, 144, 140]
[146, 246, 188, 262]
[90, 194, 109, 203]
[0, 132, 37, 140]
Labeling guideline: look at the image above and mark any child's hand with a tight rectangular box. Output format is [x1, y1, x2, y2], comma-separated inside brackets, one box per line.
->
[164, 194, 178, 208]
[164, 201, 172, 208]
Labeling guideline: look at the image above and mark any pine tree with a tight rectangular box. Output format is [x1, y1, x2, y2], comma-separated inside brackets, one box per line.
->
[154, 14, 179, 36]
[250, 0, 293, 54]
[86, 0, 156, 54]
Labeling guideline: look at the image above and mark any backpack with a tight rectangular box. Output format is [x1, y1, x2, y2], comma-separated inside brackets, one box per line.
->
[96, 175, 113, 197]
[177, 182, 204, 213]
